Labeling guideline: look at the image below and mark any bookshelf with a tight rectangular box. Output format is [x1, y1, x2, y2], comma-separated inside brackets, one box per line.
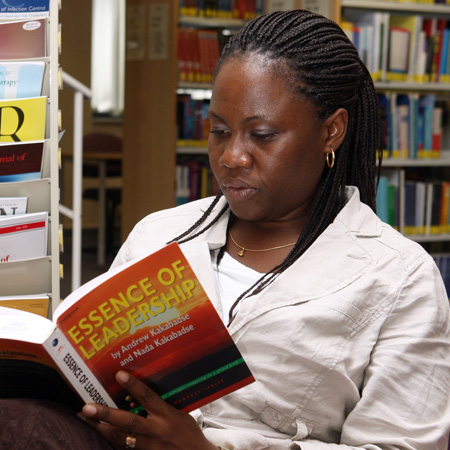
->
[341, 1, 450, 247]
[0, 0, 61, 316]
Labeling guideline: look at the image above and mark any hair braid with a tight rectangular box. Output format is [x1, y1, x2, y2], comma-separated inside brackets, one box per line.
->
[167, 191, 228, 244]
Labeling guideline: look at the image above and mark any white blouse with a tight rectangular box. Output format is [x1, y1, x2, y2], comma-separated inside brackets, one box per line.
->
[211, 249, 263, 323]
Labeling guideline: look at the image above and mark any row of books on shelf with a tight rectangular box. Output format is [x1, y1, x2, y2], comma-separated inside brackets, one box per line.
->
[378, 92, 445, 159]
[342, 11, 450, 83]
[176, 160, 220, 204]
[179, 0, 264, 19]
[376, 175, 450, 235]
[178, 27, 223, 84]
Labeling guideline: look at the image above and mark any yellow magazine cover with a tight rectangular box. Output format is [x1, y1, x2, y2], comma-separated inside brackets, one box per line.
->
[0, 96, 46, 143]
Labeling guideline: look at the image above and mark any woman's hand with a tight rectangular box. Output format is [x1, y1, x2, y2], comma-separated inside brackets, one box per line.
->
[80, 371, 218, 450]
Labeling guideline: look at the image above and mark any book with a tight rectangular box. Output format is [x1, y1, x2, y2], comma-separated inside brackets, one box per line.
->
[0, 140, 45, 181]
[0, 61, 46, 100]
[0, 0, 49, 19]
[0, 294, 49, 318]
[0, 197, 27, 215]
[0, 97, 47, 143]
[0, 211, 48, 262]
[418, 94, 436, 158]
[0, 19, 46, 59]
[0, 243, 255, 413]
[387, 26, 411, 81]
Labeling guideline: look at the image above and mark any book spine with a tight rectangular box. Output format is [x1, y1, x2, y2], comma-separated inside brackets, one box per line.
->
[43, 327, 117, 408]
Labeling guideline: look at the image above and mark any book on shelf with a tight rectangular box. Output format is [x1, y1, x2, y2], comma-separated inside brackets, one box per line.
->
[0, 140, 45, 181]
[0, 242, 255, 413]
[0, 61, 46, 100]
[388, 26, 411, 81]
[377, 171, 400, 229]
[0, 211, 48, 262]
[176, 165, 191, 205]
[0, 97, 47, 143]
[0, 19, 46, 60]
[0, 197, 27, 215]
[0, 294, 49, 318]
[0, 0, 49, 19]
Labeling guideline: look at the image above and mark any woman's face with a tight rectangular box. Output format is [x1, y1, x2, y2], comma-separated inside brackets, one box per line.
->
[208, 54, 330, 225]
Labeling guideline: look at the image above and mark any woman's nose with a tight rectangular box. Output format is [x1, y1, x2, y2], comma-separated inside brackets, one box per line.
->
[220, 135, 252, 169]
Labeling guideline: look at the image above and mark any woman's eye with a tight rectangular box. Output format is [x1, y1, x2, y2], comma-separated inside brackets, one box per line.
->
[252, 132, 276, 140]
[210, 129, 229, 136]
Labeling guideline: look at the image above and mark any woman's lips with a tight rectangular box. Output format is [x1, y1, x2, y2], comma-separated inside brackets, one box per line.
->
[222, 180, 258, 201]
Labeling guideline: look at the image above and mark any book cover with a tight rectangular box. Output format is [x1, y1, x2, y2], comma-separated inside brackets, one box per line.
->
[422, 17, 437, 82]
[418, 94, 436, 158]
[0, 196, 27, 215]
[0, 140, 45, 181]
[0, 0, 49, 19]
[0, 294, 49, 317]
[0, 243, 255, 414]
[431, 182, 443, 234]
[0, 61, 45, 100]
[0, 211, 48, 262]
[404, 181, 416, 235]
[387, 26, 411, 81]
[440, 181, 450, 233]
[0, 19, 46, 59]
[432, 104, 443, 158]
[0, 97, 47, 143]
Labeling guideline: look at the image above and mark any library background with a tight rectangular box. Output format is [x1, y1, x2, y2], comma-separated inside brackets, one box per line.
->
[2, 0, 450, 318]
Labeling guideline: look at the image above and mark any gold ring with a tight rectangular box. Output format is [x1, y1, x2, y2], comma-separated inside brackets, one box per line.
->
[125, 433, 136, 449]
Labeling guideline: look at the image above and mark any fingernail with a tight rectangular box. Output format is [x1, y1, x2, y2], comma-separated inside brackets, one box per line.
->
[116, 371, 129, 383]
[82, 404, 97, 416]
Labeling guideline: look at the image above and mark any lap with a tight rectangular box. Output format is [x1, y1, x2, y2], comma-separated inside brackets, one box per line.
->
[0, 398, 117, 450]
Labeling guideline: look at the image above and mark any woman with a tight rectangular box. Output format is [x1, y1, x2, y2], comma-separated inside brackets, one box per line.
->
[79, 9, 450, 449]
[3, 9, 450, 450]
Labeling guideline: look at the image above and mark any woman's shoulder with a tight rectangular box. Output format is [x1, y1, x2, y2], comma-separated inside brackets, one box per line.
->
[111, 196, 226, 267]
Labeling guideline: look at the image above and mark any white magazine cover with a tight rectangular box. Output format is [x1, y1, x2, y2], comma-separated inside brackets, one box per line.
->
[0, 211, 47, 262]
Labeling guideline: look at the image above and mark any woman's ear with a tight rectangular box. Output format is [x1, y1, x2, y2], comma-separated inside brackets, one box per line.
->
[324, 107, 348, 152]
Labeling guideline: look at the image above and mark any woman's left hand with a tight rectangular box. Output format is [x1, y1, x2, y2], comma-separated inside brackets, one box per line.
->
[80, 370, 218, 450]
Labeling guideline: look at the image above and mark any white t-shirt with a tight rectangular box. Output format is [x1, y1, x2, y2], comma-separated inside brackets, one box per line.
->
[211, 250, 263, 323]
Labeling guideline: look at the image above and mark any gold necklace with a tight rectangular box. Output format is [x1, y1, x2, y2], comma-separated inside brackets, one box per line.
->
[229, 231, 296, 257]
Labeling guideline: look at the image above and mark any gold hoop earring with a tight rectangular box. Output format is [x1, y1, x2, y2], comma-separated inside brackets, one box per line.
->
[326, 148, 335, 169]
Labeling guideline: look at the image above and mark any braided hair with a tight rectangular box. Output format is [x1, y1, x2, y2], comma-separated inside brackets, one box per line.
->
[171, 10, 382, 324]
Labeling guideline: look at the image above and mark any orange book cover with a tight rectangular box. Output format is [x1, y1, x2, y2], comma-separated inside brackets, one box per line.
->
[0, 243, 254, 414]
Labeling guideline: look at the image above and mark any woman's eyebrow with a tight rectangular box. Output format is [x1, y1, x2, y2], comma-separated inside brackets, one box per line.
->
[208, 111, 267, 124]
